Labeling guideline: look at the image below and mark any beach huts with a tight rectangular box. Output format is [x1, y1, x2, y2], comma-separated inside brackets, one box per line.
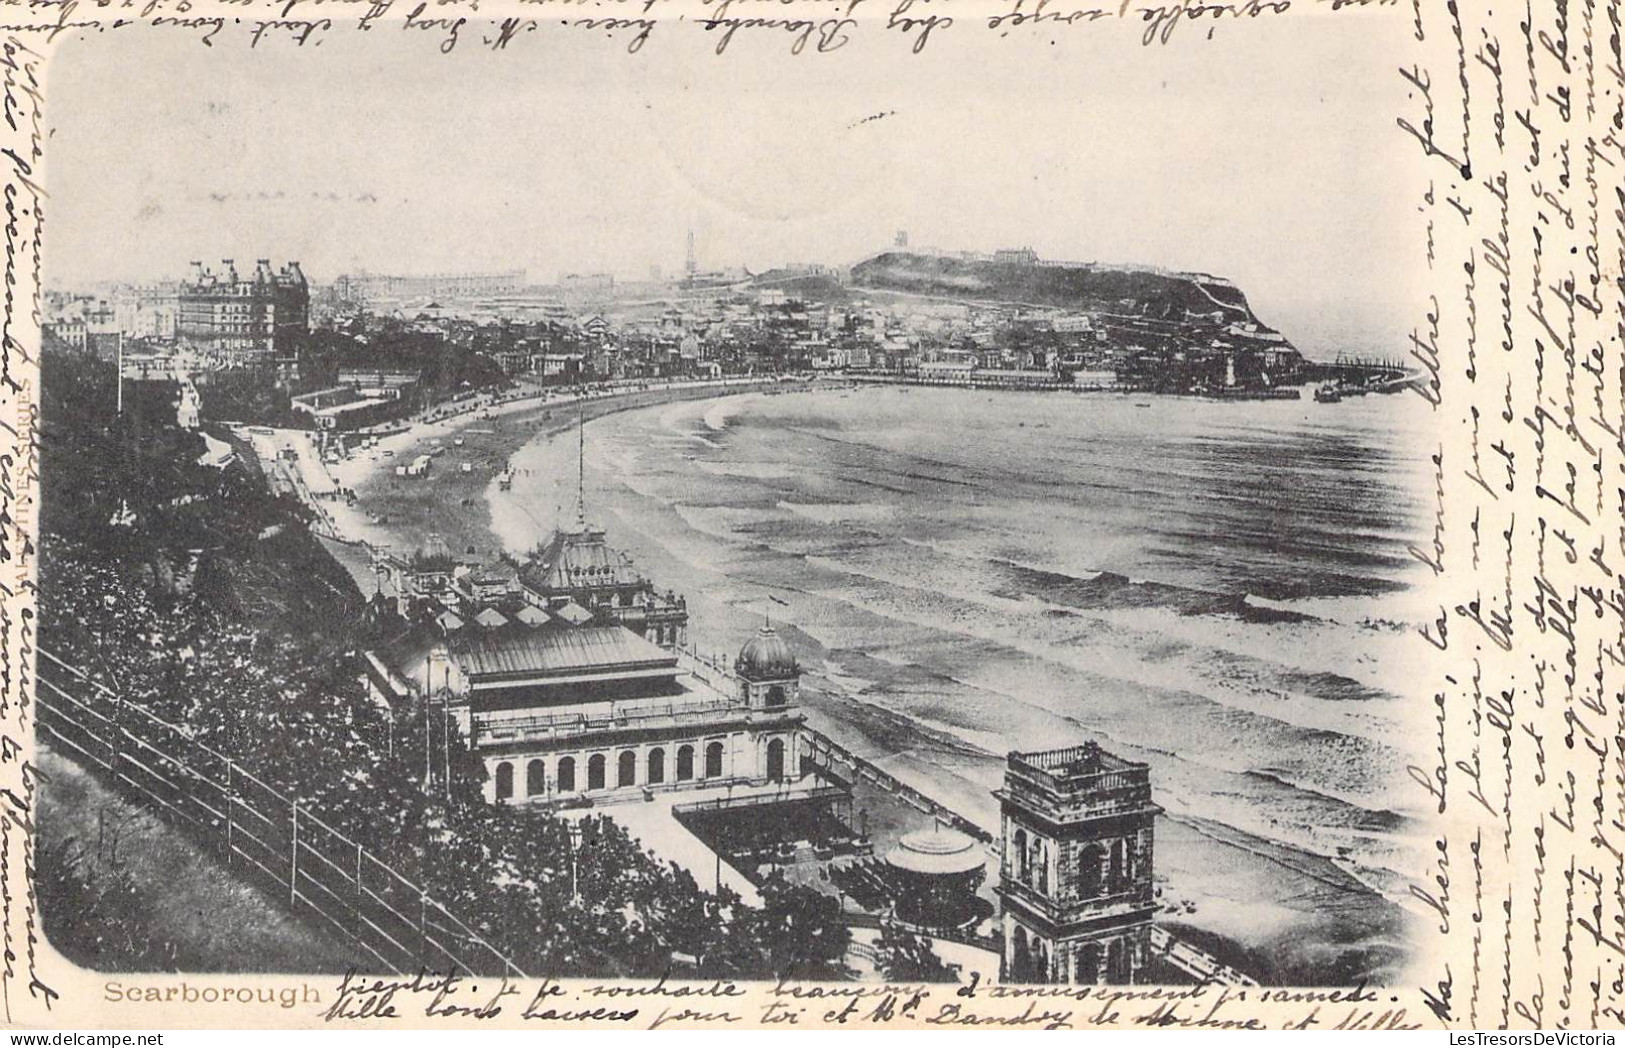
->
[396, 453, 433, 478]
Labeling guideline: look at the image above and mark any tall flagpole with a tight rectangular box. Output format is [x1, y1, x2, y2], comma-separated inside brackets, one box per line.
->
[576, 402, 586, 524]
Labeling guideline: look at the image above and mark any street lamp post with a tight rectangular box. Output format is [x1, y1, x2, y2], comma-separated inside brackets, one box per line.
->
[567, 820, 583, 904]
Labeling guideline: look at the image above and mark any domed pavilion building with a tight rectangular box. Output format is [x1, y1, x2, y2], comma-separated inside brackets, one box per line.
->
[365, 516, 813, 806]
[883, 823, 987, 928]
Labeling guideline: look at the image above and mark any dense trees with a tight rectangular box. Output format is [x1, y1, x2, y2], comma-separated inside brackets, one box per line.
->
[36, 352, 856, 980]
[750, 874, 852, 980]
[874, 923, 957, 983]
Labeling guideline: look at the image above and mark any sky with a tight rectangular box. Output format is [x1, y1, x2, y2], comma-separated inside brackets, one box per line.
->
[42, 11, 1422, 358]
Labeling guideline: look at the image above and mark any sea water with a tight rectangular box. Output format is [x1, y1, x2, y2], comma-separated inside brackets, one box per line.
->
[492, 385, 1438, 982]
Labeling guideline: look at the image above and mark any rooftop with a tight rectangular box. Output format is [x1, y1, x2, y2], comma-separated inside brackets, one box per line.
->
[554, 600, 594, 625]
[884, 824, 986, 877]
[471, 651, 786, 747]
[513, 605, 551, 627]
[457, 623, 675, 683]
[523, 520, 649, 593]
[468, 560, 521, 586]
[998, 743, 1156, 823]
[1009, 743, 1142, 783]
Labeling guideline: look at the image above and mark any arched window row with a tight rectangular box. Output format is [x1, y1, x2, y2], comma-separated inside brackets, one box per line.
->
[1009, 932, 1134, 986]
[493, 739, 742, 799]
[1003, 826, 1140, 901]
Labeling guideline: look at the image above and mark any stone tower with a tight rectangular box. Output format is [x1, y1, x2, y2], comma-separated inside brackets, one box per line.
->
[995, 743, 1159, 984]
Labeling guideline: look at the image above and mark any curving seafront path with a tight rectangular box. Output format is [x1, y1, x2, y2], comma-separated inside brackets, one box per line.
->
[286, 377, 809, 589]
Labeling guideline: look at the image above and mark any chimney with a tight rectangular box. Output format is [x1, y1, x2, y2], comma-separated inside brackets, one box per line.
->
[222, 259, 238, 283]
[285, 261, 306, 286]
[255, 259, 273, 284]
[188, 260, 205, 283]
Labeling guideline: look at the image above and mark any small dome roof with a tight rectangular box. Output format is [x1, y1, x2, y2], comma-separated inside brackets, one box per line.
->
[884, 825, 984, 877]
[736, 624, 798, 681]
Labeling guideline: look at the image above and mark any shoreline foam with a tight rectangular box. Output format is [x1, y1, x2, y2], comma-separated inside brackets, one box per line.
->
[310, 381, 1417, 985]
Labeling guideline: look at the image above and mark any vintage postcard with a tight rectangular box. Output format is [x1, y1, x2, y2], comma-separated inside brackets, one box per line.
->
[0, 0, 1617, 1032]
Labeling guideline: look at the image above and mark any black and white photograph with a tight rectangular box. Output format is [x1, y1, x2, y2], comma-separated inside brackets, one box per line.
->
[31, 11, 1440, 1003]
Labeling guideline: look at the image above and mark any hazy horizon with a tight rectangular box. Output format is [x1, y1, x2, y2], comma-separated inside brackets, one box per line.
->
[42, 11, 1420, 358]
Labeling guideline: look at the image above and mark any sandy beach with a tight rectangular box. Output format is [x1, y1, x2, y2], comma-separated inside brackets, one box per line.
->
[262, 378, 805, 590]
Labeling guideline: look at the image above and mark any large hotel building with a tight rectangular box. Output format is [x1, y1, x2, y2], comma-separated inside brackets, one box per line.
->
[177, 258, 310, 363]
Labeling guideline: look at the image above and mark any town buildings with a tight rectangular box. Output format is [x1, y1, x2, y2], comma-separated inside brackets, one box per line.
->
[177, 259, 310, 364]
[337, 369, 422, 401]
[290, 384, 405, 430]
[43, 294, 125, 359]
[993, 247, 1040, 265]
[338, 269, 528, 304]
[41, 240, 1311, 431]
[114, 283, 180, 340]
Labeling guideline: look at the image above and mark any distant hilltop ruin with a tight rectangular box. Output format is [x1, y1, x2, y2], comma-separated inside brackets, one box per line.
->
[850, 249, 1270, 332]
[842, 248, 1312, 395]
